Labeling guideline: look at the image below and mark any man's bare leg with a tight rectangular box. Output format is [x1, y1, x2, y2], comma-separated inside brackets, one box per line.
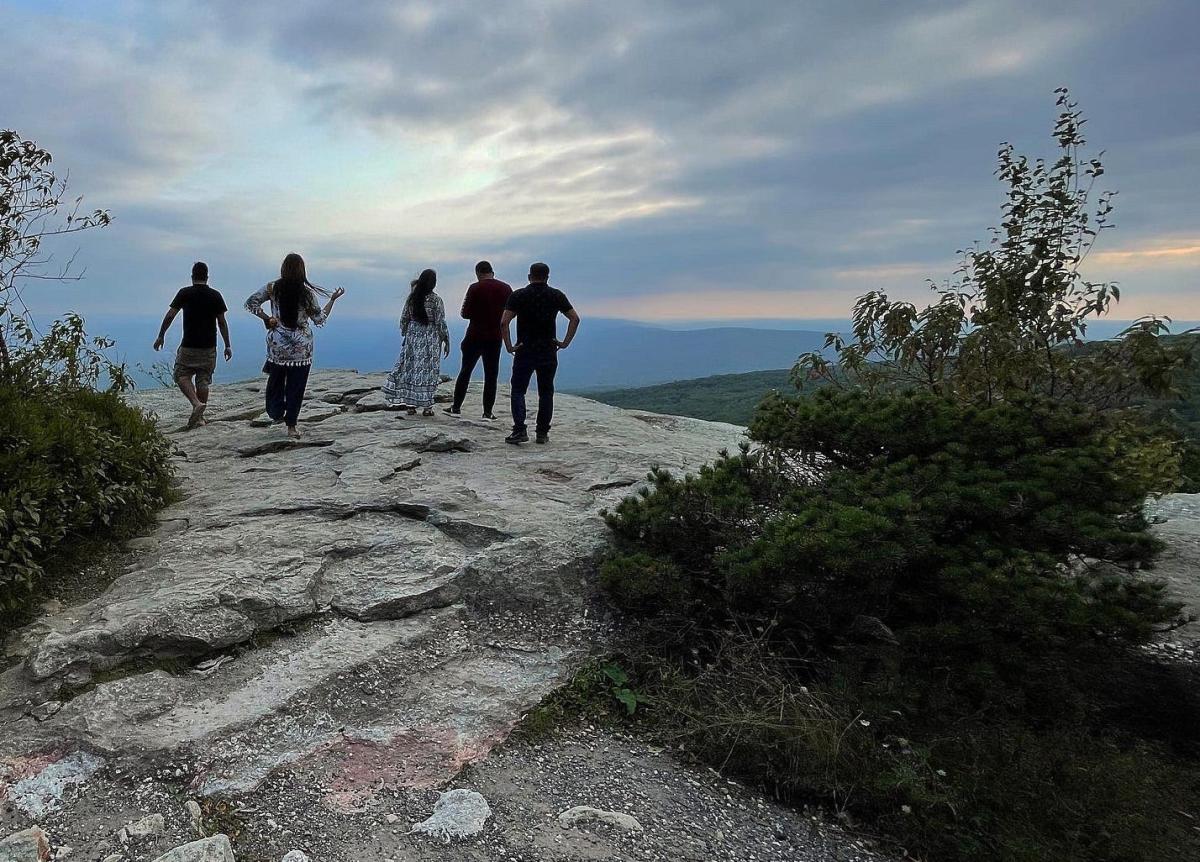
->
[177, 375, 206, 428]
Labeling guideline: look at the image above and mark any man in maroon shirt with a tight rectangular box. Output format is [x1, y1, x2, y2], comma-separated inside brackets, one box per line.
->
[445, 260, 513, 419]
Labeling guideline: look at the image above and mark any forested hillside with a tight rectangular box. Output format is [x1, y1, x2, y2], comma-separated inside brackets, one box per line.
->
[581, 369, 792, 425]
[587, 334, 1200, 434]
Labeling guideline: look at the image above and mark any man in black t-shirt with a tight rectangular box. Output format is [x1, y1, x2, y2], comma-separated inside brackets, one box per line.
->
[500, 261, 581, 445]
[153, 261, 232, 429]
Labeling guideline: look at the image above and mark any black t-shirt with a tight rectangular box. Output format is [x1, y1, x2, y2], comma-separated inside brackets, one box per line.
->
[505, 283, 573, 348]
[170, 283, 228, 349]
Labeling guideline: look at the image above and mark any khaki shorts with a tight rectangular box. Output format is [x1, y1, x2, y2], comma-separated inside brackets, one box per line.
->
[174, 346, 217, 387]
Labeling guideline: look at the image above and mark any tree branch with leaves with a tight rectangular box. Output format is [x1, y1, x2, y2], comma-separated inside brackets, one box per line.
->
[795, 90, 1189, 411]
[0, 129, 119, 390]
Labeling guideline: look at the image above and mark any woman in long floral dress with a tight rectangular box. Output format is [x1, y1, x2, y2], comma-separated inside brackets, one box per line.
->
[384, 269, 450, 415]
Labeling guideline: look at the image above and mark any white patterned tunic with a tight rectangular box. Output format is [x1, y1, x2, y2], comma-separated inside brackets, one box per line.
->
[244, 283, 327, 367]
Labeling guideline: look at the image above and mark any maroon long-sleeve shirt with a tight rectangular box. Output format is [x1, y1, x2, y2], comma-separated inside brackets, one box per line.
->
[461, 277, 513, 342]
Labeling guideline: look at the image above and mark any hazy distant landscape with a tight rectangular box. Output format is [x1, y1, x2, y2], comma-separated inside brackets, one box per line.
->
[93, 314, 837, 392]
[97, 314, 1198, 396]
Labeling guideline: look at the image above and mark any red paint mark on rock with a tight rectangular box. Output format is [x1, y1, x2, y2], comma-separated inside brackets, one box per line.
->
[323, 725, 510, 812]
[0, 748, 67, 803]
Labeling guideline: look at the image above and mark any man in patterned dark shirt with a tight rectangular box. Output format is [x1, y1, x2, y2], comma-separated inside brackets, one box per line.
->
[500, 261, 581, 445]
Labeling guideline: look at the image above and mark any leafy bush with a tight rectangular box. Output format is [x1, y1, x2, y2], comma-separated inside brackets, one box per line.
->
[0, 384, 173, 611]
[0, 131, 172, 617]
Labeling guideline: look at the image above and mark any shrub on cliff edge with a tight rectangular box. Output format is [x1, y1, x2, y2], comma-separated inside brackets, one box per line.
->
[0, 131, 172, 615]
[0, 382, 173, 612]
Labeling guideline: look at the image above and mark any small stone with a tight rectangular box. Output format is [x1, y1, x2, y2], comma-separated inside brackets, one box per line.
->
[102, 855, 122, 862]
[280, 852, 309, 862]
[0, 828, 51, 862]
[149, 835, 234, 862]
[558, 806, 643, 834]
[125, 815, 165, 838]
[385, 814, 399, 824]
[185, 800, 204, 837]
[411, 789, 492, 843]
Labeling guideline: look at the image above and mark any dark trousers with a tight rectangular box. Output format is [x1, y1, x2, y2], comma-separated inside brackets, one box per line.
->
[452, 338, 503, 415]
[510, 345, 558, 434]
[265, 362, 311, 427]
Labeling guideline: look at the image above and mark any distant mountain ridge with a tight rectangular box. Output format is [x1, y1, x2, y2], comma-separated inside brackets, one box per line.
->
[86, 314, 1196, 394]
[88, 315, 835, 391]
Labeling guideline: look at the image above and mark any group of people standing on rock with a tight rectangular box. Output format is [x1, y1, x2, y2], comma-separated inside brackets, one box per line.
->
[154, 254, 581, 446]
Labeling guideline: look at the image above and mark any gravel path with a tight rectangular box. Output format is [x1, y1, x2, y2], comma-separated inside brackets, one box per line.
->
[0, 726, 892, 862]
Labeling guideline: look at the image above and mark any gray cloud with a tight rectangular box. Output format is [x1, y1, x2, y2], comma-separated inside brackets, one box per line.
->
[4, 0, 1198, 324]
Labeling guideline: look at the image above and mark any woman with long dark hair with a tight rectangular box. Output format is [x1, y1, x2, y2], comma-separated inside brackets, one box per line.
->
[383, 268, 450, 415]
[245, 253, 345, 437]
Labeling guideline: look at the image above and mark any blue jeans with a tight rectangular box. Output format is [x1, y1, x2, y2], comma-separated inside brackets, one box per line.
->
[265, 362, 311, 427]
[510, 345, 558, 434]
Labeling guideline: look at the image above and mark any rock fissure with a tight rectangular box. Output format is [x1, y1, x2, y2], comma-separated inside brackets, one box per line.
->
[237, 439, 335, 458]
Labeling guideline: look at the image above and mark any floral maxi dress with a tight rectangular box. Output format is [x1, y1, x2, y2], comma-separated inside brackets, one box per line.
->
[383, 294, 449, 408]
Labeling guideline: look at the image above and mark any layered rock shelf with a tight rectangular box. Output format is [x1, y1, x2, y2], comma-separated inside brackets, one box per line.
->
[7, 373, 908, 861]
[1, 372, 743, 796]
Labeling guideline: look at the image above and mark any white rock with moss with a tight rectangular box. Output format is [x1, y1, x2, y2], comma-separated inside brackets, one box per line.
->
[411, 789, 493, 843]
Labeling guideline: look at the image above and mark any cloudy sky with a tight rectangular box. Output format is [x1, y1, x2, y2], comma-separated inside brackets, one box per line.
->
[3, 0, 1198, 324]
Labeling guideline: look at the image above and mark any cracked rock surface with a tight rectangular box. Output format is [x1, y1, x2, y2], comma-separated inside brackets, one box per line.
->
[2, 370, 740, 779]
[0, 372, 897, 860]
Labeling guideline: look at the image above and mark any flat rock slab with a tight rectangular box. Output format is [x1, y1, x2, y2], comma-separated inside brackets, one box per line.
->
[11, 371, 739, 683]
[0, 371, 743, 822]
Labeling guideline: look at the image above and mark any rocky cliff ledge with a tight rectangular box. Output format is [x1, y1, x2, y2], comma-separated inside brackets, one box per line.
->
[0, 375, 894, 861]
[2, 372, 741, 789]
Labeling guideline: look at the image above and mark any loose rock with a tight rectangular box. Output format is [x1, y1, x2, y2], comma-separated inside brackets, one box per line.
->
[149, 835, 234, 862]
[280, 852, 309, 862]
[184, 801, 204, 837]
[410, 789, 492, 843]
[0, 827, 51, 862]
[124, 814, 165, 838]
[558, 805, 644, 834]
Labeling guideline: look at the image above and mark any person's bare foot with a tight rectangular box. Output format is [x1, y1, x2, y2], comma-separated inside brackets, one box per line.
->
[186, 401, 207, 429]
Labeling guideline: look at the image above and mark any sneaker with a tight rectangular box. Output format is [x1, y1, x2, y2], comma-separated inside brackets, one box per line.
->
[443, 406, 461, 417]
[505, 429, 530, 445]
[535, 432, 549, 444]
[481, 412, 499, 421]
